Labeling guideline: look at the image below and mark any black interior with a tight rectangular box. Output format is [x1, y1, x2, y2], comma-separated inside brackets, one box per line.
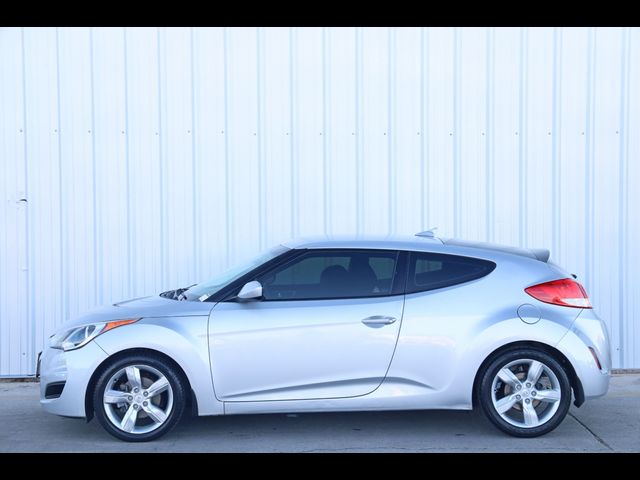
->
[247, 249, 495, 301]
[261, 252, 397, 301]
[408, 253, 496, 294]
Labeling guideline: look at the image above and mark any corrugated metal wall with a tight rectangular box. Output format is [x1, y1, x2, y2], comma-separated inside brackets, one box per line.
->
[1, 27, 639, 376]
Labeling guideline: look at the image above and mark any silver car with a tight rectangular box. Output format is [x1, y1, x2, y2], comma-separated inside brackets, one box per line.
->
[39, 232, 611, 442]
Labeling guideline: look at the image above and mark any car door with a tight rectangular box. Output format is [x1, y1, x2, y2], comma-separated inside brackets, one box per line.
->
[208, 249, 406, 402]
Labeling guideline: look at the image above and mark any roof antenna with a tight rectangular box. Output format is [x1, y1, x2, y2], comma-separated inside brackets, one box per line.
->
[415, 227, 438, 238]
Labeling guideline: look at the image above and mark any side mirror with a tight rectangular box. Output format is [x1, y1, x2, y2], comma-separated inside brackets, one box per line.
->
[237, 280, 263, 301]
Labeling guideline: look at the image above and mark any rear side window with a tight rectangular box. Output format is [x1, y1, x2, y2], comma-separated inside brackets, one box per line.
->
[406, 252, 496, 294]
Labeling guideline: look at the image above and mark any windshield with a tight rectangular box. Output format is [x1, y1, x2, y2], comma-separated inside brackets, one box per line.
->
[184, 245, 289, 301]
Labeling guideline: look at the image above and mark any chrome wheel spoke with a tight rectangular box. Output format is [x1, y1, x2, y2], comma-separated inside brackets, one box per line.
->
[144, 404, 168, 424]
[526, 360, 544, 385]
[126, 366, 142, 389]
[103, 364, 174, 435]
[497, 368, 521, 388]
[104, 390, 131, 404]
[146, 376, 170, 398]
[120, 405, 138, 433]
[522, 401, 539, 427]
[535, 388, 561, 403]
[491, 358, 562, 430]
[495, 395, 519, 414]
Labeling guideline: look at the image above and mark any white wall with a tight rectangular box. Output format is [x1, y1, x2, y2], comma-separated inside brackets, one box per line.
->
[1, 27, 639, 376]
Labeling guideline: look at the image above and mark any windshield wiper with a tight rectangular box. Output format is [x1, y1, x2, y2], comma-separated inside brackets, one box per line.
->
[177, 284, 196, 301]
[159, 284, 196, 301]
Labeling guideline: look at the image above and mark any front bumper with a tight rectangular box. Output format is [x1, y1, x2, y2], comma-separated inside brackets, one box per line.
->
[39, 341, 109, 418]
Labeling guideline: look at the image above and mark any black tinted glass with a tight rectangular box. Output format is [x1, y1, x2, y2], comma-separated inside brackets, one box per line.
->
[406, 252, 495, 293]
[259, 250, 399, 300]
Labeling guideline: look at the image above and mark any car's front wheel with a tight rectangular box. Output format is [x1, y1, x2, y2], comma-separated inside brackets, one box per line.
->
[93, 353, 187, 442]
[478, 348, 572, 437]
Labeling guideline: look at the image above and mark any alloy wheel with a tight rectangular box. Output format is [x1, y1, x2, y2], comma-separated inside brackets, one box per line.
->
[102, 364, 174, 434]
[490, 358, 562, 428]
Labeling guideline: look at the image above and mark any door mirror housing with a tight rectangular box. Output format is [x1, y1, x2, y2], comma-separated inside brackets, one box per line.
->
[237, 280, 263, 301]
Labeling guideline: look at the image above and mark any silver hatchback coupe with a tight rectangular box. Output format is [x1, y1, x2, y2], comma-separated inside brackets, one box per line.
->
[39, 232, 611, 441]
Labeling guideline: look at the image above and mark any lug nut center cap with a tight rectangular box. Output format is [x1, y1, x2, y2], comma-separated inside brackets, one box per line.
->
[135, 395, 143, 403]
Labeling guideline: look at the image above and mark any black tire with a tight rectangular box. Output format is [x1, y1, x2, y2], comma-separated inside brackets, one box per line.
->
[477, 348, 572, 437]
[93, 353, 187, 442]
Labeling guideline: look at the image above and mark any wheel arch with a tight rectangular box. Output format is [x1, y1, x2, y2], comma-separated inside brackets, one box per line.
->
[471, 340, 584, 409]
[84, 348, 198, 422]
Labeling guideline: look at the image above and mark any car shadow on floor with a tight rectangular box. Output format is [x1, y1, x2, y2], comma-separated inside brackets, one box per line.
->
[14, 404, 603, 452]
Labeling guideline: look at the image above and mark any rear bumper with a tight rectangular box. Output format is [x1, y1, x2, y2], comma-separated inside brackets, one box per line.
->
[557, 309, 611, 400]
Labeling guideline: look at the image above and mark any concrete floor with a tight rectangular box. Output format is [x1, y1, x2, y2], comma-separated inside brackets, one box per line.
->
[0, 374, 638, 452]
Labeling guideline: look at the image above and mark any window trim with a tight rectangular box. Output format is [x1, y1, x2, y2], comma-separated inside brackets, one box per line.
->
[405, 251, 496, 294]
[210, 248, 494, 303]
[227, 248, 406, 302]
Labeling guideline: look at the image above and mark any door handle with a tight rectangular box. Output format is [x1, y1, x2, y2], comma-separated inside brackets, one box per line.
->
[361, 315, 397, 327]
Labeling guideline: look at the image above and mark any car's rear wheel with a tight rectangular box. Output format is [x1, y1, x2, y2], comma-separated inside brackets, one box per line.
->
[478, 348, 572, 437]
[93, 354, 187, 442]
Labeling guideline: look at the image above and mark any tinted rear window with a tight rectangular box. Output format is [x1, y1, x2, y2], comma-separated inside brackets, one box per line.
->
[406, 252, 496, 294]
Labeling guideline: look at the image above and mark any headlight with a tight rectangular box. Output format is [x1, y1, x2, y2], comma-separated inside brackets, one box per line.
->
[49, 318, 140, 351]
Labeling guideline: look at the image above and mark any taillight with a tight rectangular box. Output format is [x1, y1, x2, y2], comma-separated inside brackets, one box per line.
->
[525, 278, 592, 308]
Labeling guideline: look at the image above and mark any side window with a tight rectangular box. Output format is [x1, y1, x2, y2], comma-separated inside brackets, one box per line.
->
[258, 250, 400, 301]
[271, 256, 349, 286]
[407, 252, 496, 293]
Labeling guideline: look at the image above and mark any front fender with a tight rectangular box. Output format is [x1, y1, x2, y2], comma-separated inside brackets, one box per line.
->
[94, 316, 222, 416]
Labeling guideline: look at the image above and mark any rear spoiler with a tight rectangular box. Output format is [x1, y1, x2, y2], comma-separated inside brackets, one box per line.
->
[530, 248, 550, 263]
[443, 238, 551, 263]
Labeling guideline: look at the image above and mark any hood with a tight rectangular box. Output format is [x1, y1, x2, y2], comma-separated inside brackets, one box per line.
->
[55, 295, 214, 332]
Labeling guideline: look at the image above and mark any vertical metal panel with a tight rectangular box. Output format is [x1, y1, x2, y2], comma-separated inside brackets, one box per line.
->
[425, 28, 455, 236]
[262, 27, 295, 245]
[0, 28, 28, 375]
[524, 27, 554, 250]
[492, 27, 521, 248]
[458, 27, 487, 241]
[92, 28, 129, 313]
[125, 27, 163, 296]
[592, 28, 624, 364]
[623, 28, 640, 368]
[293, 28, 324, 237]
[361, 27, 391, 234]
[161, 27, 196, 288]
[226, 28, 260, 264]
[326, 27, 357, 235]
[557, 28, 588, 286]
[393, 27, 422, 235]
[1, 27, 639, 375]
[22, 27, 63, 371]
[191, 27, 227, 282]
[58, 27, 95, 324]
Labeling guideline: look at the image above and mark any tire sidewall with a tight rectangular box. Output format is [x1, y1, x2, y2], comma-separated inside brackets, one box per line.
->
[479, 348, 572, 437]
[93, 354, 186, 442]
